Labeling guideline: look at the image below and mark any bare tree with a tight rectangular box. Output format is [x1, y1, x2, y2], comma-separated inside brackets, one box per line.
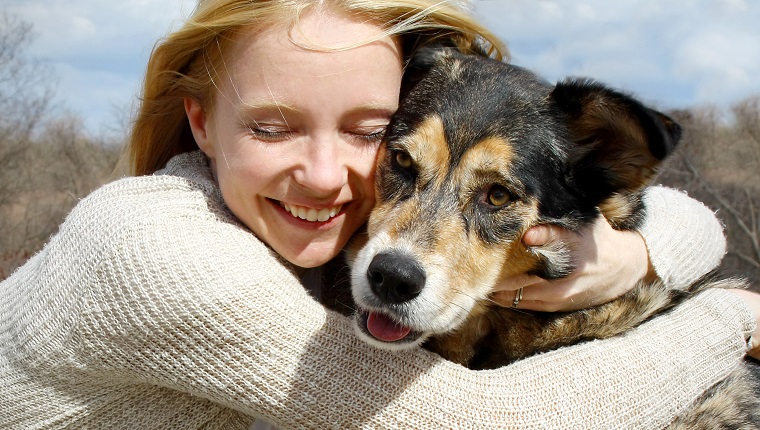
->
[0, 14, 121, 279]
[0, 13, 53, 207]
[660, 98, 760, 288]
[0, 13, 53, 141]
[0, 14, 50, 277]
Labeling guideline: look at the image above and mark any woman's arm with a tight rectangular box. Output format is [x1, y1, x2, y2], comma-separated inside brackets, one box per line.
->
[639, 186, 726, 289]
[68, 181, 753, 429]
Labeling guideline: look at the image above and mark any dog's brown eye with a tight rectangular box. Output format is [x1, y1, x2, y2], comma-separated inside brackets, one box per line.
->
[394, 151, 413, 169]
[487, 186, 511, 207]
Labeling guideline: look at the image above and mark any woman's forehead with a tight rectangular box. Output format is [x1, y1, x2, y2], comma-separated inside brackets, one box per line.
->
[215, 12, 402, 99]
[201, 15, 401, 124]
[226, 9, 399, 65]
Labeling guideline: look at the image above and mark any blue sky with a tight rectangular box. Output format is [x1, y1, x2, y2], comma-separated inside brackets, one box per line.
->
[5, 0, 760, 135]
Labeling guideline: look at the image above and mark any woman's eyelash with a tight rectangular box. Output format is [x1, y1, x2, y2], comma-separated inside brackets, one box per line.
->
[247, 126, 292, 140]
[352, 129, 386, 143]
[245, 126, 387, 143]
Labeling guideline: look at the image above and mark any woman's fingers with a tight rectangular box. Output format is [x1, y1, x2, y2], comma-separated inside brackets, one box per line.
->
[522, 224, 562, 247]
[490, 280, 596, 312]
[491, 217, 652, 312]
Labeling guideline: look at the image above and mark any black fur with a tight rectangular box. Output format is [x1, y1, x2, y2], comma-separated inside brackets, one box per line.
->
[325, 46, 759, 428]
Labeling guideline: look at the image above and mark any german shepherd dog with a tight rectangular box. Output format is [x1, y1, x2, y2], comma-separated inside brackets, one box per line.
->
[333, 46, 760, 427]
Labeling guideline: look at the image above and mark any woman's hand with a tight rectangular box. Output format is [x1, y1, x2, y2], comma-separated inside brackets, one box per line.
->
[490, 216, 655, 312]
[730, 289, 760, 360]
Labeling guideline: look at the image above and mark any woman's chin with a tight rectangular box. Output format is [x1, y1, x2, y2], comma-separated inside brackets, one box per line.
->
[277, 239, 347, 269]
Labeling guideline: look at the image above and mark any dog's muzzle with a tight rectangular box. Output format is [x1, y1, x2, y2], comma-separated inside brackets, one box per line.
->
[353, 250, 429, 347]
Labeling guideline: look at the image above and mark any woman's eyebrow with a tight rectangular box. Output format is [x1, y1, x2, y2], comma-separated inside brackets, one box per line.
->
[238, 100, 299, 116]
[238, 102, 397, 119]
[342, 104, 398, 119]
[236, 101, 299, 128]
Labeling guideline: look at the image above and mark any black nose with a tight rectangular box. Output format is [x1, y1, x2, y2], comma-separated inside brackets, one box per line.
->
[367, 251, 426, 304]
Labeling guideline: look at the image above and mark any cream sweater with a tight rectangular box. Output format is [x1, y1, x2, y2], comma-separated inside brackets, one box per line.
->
[0, 151, 753, 429]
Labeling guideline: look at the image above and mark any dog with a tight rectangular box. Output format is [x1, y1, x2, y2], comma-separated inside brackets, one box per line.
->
[323, 46, 760, 427]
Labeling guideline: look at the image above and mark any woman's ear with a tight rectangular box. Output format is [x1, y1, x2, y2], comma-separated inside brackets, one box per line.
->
[184, 97, 214, 157]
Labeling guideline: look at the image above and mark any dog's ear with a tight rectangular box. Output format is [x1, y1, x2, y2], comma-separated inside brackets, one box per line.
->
[401, 45, 457, 96]
[550, 79, 681, 202]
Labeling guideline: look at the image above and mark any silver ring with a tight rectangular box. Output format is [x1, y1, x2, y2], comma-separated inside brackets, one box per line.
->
[512, 287, 524, 308]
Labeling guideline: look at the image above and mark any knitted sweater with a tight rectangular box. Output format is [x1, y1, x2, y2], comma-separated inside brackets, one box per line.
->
[0, 151, 753, 429]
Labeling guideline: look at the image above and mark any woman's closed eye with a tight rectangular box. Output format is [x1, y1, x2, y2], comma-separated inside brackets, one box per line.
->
[247, 124, 294, 142]
[342, 122, 389, 145]
[346, 127, 386, 144]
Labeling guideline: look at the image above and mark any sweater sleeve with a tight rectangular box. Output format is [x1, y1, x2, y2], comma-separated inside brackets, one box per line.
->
[64, 180, 753, 429]
[639, 186, 727, 289]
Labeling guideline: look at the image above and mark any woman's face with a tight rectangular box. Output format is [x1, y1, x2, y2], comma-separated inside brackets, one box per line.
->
[186, 11, 402, 268]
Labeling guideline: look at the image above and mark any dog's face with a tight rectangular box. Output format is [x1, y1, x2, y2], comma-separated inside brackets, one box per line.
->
[350, 47, 680, 350]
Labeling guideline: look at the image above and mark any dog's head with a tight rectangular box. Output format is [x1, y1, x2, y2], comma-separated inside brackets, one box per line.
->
[350, 47, 681, 350]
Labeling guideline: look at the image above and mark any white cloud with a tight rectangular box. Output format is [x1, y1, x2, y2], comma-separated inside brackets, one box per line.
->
[473, 0, 760, 110]
[4, 0, 760, 133]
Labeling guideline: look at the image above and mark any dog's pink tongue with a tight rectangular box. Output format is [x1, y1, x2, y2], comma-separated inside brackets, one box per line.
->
[367, 312, 412, 342]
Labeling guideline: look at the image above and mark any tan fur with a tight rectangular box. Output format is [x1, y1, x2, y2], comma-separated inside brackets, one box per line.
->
[402, 115, 451, 190]
[375, 131, 543, 292]
[598, 193, 637, 227]
[455, 136, 516, 180]
[365, 135, 760, 425]
[568, 100, 660, 190]
[345, 58, 759, 426]
[356, 132, 760, 428]
[667, 366, 759, 429]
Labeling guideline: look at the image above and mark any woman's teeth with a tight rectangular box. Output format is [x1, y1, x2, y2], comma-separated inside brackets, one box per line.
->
[280, 202, 343, 222]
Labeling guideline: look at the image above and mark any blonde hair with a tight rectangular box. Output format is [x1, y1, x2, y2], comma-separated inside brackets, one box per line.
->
[125, 0, 507, 176]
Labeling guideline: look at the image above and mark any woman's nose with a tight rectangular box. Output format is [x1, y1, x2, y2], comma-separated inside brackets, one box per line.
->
[293, 137, 348, 196]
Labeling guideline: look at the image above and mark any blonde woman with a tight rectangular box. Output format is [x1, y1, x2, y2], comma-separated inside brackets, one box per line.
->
[1, 1, 757, 428]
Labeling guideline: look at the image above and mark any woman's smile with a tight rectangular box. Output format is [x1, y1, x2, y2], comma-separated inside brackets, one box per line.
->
[278, 201, 344, 223]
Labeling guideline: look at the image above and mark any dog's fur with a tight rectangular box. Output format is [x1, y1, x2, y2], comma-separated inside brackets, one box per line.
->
[320, 46, 759, 427]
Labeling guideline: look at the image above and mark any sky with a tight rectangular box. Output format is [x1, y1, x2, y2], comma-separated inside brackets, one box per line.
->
[4, 0, 760, 135]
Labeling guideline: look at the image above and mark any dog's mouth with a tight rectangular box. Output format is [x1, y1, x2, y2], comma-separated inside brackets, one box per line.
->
[356, 310, 425, 345]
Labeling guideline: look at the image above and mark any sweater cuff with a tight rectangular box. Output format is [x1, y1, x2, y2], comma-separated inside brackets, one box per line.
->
[639, 186, 726, 289]
[692, 288, 756, 351]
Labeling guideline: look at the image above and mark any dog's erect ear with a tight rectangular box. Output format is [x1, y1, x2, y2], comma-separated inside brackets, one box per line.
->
[401, 45, 457, 96]
[550, 79, 681, 201]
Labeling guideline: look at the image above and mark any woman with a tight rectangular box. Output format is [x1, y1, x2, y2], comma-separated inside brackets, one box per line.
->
[1, 0, 757, 428]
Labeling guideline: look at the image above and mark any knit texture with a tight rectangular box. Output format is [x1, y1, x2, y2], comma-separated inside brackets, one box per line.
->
[640, 186, 727, 289]
[0, 151, 753, 429]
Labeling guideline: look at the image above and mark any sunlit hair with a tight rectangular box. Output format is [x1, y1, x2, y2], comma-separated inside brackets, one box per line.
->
[125, 0, 508, 176]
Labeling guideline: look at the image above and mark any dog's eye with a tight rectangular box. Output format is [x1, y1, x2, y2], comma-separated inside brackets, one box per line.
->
[487, 185, 512, 207]
[394, 150, 413, 169]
